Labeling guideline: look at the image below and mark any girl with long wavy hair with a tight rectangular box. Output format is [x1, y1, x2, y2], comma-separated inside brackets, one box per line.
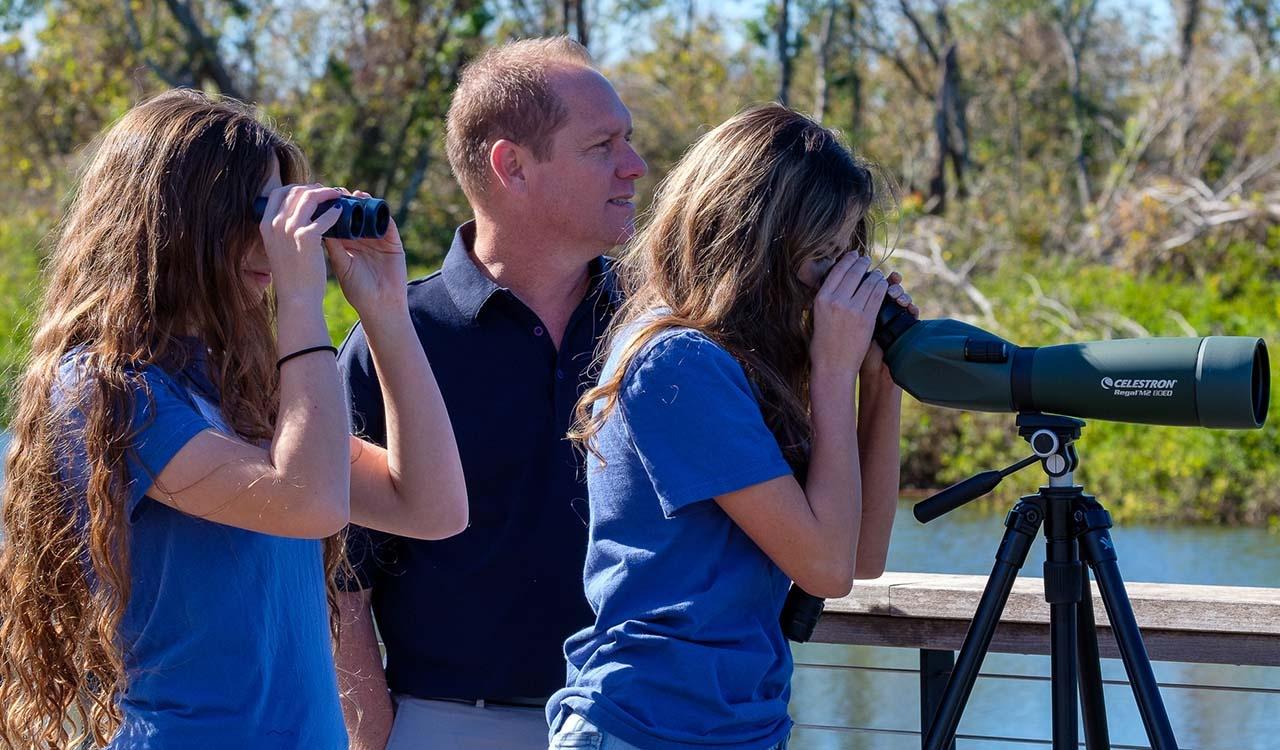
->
[548, 103, 918, 749]
[0, 89, 468, 748]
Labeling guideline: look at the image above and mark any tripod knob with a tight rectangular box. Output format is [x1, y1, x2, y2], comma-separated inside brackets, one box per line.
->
[1030, 429, 1060, 457]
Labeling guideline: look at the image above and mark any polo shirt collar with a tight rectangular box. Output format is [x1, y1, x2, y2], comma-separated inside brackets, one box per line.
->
[441, 221, 502, 322]
[442, 220, 623, 322]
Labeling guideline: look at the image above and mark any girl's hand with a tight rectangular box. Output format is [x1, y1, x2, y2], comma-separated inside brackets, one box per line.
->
[810, 253, 889, 377]
[259, 183, 343, 304]
[860, 270, 917, 381]
[323, 189, 409, 326]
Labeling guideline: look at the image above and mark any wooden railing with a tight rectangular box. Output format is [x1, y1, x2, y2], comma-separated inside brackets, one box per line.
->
[796, 572, 1280, 748]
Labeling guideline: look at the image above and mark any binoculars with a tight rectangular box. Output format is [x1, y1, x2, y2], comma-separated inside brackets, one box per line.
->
[252, 195, 391, 240]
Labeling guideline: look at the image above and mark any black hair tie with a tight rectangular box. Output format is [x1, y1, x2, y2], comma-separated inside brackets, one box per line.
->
[276, 345, 338, 371]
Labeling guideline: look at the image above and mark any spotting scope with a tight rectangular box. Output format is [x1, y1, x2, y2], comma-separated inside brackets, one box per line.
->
[873, 297, 1269, 429]
[252, 194, 391, 240]
[779, 290, 1270, 644]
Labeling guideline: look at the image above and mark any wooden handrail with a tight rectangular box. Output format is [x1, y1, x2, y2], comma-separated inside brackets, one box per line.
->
[813, 572, 1280, 667]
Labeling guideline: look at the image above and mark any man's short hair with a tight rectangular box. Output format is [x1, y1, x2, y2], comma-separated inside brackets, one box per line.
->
[446, 37, 595, 201]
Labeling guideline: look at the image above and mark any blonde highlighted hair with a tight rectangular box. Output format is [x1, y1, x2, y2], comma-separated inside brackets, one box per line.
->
[0, 89, 345, 747]
[571, 103, 879, 471]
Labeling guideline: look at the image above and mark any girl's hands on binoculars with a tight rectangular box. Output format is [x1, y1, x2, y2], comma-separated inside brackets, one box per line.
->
[861, 270, 916, 381]
[259, 183, 343, 305]
[323, 188, 408, 326]
[811, 253, 888, 379]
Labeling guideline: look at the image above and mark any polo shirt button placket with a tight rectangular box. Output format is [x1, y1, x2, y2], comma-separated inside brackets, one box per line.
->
[533, 325, 544, 337]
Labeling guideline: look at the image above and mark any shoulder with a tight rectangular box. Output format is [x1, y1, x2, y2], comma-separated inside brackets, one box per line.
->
[617, 328, 751, 408]
[53, 350, 187, 406]
[628, 328, 741, 380]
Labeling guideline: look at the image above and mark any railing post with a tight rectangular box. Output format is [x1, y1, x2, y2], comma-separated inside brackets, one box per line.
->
[920, 648, 957, 750]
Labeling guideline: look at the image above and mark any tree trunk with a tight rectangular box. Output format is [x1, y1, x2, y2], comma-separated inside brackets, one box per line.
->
[575, 0, 589, 48]
[1171, 0, 1201, 172]
[847, 2, 862, 135]
[776, 0, 792, 104]
[813, 0, 837, 123]
[943, 44, 969, 197]
[927, 59, 951, 215]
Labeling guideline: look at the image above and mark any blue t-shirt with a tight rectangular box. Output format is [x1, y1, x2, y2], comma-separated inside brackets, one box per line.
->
[547, 328, 796, 750]
[53, 346, 346, 749]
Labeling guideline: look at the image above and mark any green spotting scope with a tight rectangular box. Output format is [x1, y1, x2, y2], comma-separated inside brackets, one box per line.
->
[874, 299, 1269, 429]
[779, 294, 1270, 645]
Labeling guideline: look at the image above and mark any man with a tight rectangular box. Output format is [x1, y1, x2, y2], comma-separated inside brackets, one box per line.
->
[335, 37, 646, 750]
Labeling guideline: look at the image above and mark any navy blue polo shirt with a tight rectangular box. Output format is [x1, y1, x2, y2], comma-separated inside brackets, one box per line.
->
[338, 221, 618, 700]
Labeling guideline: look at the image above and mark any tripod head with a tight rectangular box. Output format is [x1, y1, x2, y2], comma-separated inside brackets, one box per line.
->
[914, 413, 1085, 523]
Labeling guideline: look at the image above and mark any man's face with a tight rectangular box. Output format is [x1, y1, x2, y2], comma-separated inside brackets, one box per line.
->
[523, 66, 647, 253]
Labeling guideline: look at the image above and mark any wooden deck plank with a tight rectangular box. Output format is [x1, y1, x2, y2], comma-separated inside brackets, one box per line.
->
[811, 572, 1280, 666]
[825, 572, 1280, 635]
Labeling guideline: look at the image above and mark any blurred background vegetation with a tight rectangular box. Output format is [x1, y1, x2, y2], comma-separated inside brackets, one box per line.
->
[1, 0, 1277, 524]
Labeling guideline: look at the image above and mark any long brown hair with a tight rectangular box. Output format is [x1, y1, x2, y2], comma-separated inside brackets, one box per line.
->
[0, 89, 344, 748]
[572, 104, 878, 470]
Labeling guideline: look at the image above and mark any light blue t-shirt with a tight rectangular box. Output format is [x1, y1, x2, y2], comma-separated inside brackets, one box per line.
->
[548, 328, 796, 750]
[54, 345, 346, 749]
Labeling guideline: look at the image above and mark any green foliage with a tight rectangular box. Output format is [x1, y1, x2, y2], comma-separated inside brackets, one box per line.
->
[0, 209, 48, 423]
[1, 0, 1278, 528]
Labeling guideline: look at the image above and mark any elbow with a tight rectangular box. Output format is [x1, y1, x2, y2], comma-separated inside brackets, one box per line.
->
[854, 556, 888, 581]
[410, 488, 469, 541]
[854, 542, 891, 580]
[302, 489, 351, 538]
[795, 559, 855, 599]
[434, 491, 470, 539]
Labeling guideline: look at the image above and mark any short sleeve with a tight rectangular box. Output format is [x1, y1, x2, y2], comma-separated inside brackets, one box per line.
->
[618, 331, 792, 517]
[124, 367, 218, 520]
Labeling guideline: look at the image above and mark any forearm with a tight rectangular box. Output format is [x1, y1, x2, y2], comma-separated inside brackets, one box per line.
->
[270, 297, 351, 518]
[336, 590, 394, 750]
[853, 372, 902, 577]
[802, 368, 863, 571]
[355, 312, 467, 537]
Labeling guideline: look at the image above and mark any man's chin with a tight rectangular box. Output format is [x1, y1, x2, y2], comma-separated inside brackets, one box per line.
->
[605, 222, 636, 248]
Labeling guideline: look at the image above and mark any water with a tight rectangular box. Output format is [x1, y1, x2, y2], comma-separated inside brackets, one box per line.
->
[3, 432, 1275, 747]
[789, 498, 1280, 749]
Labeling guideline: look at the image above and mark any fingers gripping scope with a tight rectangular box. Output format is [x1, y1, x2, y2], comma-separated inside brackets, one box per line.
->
[874, 296, 1269, 430]
[252, 195, 391, 240]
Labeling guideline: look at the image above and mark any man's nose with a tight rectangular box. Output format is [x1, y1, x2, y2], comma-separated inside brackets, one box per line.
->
[617, 143, 647, 180]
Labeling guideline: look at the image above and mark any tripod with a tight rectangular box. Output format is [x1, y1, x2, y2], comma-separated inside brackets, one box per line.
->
[913, 413, 1179, 750]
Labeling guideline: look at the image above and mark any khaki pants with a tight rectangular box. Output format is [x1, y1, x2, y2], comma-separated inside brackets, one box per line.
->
[386, 695, 550, 750]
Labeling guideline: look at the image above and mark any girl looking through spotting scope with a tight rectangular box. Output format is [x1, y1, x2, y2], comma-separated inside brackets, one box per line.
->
[549, 103, 917, 749]
[0, 89, 467, 748]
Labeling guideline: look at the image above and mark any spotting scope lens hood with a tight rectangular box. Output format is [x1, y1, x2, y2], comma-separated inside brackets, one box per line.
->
[873, 296, 1269, 429]
[251, 195, 391, 240]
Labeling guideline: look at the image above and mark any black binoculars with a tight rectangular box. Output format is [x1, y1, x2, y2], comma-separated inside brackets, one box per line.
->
[252, 195, 391, 240]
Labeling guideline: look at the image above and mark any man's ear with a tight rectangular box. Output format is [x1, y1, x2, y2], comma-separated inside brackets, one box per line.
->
[489, 139, 527, 194]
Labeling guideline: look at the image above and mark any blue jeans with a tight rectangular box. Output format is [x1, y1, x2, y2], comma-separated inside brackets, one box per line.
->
[548, 713, 789, 750]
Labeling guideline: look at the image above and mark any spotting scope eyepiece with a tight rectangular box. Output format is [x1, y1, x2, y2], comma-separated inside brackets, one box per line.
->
[251, 195, 391, 240]
[873, 296, 1269, 429]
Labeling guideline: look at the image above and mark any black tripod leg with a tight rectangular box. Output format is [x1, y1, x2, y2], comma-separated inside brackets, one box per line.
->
[923, 500, 1043, 750]
[1078, 507, 1179, 750]
[1044, 495, 1080, 750]
[1076, 571, 1111, 749]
